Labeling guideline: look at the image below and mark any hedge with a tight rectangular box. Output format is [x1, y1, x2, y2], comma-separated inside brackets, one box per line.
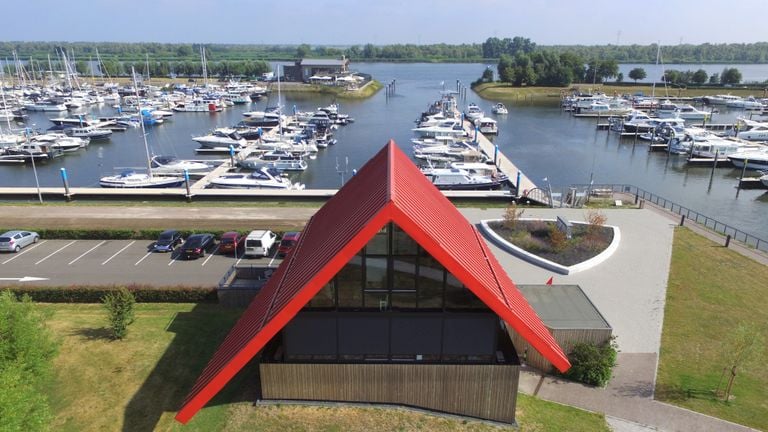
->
[0, 284, 218, 303]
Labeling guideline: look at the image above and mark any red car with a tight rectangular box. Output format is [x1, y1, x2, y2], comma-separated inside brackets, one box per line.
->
[277, 231, 301, 257]
[219, 231, 245, 255]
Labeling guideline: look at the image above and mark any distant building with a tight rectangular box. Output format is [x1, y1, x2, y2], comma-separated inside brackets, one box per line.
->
[283, 58, 350, 82]
[176, 141, 571, 425]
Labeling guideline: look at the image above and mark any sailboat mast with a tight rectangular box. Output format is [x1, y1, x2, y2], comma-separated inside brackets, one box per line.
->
[652, 43, 660, 101]
[132, 67, 153, 178]
[0, 68, 12, 131]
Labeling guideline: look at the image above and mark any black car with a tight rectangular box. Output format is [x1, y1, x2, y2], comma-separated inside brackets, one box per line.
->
[179, 233, 216, 259]
[153, 230, 184, 253]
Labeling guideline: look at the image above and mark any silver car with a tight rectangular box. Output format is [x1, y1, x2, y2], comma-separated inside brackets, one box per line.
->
[0, 230, 40, 253]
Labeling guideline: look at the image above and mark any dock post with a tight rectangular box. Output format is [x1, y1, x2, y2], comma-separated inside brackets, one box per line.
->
[59, 168, 71, 202]
[725, 235, 731, 248]
[708, 150, 719, 191]
[736, 159, 748, 198]
[680, 214, 685, 226]
[516, 171, 521, 194]
[184, 169, 192, 202]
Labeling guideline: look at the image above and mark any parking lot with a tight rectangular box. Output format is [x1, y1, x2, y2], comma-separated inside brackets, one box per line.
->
[0, 239, 283, 287]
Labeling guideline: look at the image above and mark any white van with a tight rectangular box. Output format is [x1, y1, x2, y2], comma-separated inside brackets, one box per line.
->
[244, 230, 277, 257]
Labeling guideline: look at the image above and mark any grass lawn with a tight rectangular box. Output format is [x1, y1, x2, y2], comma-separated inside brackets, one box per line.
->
[473, 82, 766, 104]
[41, 303, 608, 432]
[656, 228, 768, 430]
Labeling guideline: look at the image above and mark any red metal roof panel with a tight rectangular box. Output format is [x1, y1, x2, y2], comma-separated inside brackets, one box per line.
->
[175, 141, 569, 424]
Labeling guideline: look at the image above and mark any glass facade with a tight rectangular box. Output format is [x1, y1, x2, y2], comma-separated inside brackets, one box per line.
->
[274, 222, 520, 365]
[307, 222, 487, 312]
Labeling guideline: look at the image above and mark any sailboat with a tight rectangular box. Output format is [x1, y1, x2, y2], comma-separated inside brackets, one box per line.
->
[100, 68, 185, 188]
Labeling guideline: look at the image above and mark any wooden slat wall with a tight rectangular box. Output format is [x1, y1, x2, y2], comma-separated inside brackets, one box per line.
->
[509, 327, 613, 372]
[260, 363, 519, 423]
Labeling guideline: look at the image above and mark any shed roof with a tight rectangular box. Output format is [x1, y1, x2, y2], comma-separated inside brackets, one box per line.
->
[175, 141, 570, 424]
[299, 58, 349, 67]
[517, 285, 611, 329]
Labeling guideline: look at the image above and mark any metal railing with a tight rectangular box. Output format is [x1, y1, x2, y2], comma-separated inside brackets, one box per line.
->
[570, 183, 768, 253]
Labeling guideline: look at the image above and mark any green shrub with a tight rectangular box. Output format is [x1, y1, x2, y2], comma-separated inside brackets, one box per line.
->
[102, 287, 135, 340]
[563, 339, 618, 387]
[0, 285, 218, 303]
[0, 291, 58, 431]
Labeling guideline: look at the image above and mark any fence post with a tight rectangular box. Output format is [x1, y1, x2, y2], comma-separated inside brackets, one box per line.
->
[639, 199, 644, 209]
[680, 215, 685, 226]
[725, 235, 731, 248]
[634, 193, 639, 205]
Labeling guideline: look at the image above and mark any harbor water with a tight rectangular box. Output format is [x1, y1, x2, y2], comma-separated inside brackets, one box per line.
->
[2, 62, 768, 239]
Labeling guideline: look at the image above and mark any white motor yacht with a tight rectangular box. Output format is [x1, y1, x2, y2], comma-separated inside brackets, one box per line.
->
[726, 148, 768, 170]
[474, 117, 498, 135]
[100, 170, 186, 188]
[208, 167, 305, 190]
[412, 119, 468, 138]
[464, 103, 484, 121]
[238, 157, 308, 172]
[421, 167, 503, 190]
[192, 128, 248, 149]
[64, 125, 112, 140]
[150, 155, 213, 175]
[736, 119, 768, 141]
[491, 103, 508, 115]
[726, 97, 765, 110]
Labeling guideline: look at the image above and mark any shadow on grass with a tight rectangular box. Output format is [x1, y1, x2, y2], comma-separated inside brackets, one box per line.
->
[70, 327, 114, 341]
[656, 383, 717, 402]
[122, 304, 256, 432]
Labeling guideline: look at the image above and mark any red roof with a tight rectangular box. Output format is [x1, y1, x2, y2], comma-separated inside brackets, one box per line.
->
[175, 141, 570, 424]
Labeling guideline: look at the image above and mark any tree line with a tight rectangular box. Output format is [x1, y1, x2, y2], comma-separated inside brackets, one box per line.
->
[628, 66, 744, 86]
[2, 40, 768, 64]
[4, 58, 270, 79]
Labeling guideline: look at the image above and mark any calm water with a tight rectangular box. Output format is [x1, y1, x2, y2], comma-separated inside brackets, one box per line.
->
[4, 62, 768, 239]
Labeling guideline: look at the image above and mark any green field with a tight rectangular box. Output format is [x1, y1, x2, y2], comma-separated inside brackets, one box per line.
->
[656, 228, 768, 430]
[473, 82, 768, 105]
[41, 303, 607, 431]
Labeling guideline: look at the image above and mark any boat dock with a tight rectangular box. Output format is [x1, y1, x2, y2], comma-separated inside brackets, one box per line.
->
[460, 118, 549, 205]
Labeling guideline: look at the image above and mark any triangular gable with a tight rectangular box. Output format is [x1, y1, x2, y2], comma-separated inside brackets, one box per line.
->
[176, 141, 569, 424]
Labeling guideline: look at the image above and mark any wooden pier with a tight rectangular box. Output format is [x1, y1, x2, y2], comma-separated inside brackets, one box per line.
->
[461, 119, 550, 205]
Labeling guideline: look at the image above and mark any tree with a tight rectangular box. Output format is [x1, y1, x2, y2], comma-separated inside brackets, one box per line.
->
[709, 72, 720, 84]
[503, 202, 525, 230]
[497, 54, 514, 83]
[616, 72, 623, 83]
[102, 287, 135, 340]
[720, 67, 742, 85]
[691, 69, 708, 85]
[0, 291, 58, 431]
[296, 44, 311, 59]
[718, 323, 764, 401]
[481, 67, 494, 83]
[628, 67, 646, 83]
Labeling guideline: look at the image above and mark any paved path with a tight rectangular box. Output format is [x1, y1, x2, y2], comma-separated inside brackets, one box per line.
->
[519, 353, 756, 432]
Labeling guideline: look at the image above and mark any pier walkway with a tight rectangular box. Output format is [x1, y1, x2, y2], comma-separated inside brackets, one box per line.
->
[461, 118, 549, 205]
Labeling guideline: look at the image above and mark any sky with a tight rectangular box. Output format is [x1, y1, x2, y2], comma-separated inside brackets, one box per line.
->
[3, 0, 767, 46]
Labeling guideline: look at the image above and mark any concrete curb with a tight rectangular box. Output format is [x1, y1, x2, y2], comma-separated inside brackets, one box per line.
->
[479, 218, 621, 275]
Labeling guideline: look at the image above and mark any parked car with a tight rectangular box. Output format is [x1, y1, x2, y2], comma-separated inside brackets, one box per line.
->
[0, 230, 39, 253]
[244, 230, 277, 257]
[219, 231, 245, 255]
[153, 230, 183, 253]
[179, 233, 216, 259]
[277, 231, 301, 257]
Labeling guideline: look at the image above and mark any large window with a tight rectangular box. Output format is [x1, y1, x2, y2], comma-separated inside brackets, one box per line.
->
[304, 222, 487, 312]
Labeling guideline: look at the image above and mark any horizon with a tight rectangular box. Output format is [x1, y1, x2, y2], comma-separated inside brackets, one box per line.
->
[2, 0, 768, 46]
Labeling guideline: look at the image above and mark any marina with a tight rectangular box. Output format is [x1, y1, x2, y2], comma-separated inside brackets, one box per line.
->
[1, 62, 768, 239]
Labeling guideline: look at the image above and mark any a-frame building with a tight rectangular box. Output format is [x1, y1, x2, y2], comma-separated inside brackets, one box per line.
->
[176, 141, 570, 424]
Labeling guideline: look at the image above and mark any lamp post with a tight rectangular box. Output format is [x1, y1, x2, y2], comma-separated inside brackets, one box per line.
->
[26, 128, 43, 204]
[543, 177, 553, 208]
